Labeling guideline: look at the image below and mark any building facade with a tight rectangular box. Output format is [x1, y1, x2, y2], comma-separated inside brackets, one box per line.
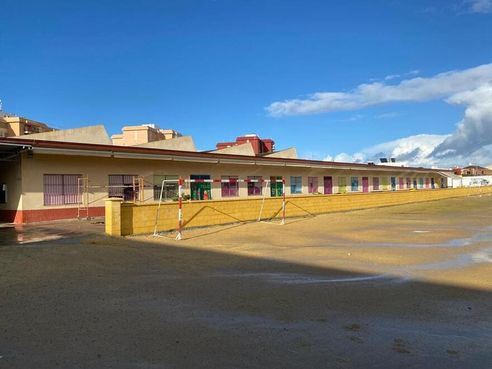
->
[461, 165, 492, 176]
[0, 114, 53, 138]
[0, 136, 450, 224]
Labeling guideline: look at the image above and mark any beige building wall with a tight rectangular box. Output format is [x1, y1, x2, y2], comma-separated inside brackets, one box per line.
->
[0, 121, 14, 137]
[19, 153, 447, 213]
[11, 125, 111, 145]
[211, 143, 255, 156]
[0, 159, 23, 212]
[160, 129, 181, 140]
[136, 136, 196, 151]
[111, 125, 182, 146]
[263, 147, 298, 159]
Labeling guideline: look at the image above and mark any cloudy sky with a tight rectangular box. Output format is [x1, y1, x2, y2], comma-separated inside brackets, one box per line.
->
[1, 0, 492, 168]
[269, 63, 492, 167]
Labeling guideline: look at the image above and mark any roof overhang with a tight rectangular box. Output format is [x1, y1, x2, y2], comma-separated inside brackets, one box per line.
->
[0, 137, 453, 175]
[0, 142, 32, 161]
[437, 171, 462, 179]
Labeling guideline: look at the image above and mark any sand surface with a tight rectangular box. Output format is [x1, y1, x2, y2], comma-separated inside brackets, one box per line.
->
[1, 195, 491, 368]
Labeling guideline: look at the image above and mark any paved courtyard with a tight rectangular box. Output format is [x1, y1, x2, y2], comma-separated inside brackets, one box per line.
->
[1, 195, 491, 368]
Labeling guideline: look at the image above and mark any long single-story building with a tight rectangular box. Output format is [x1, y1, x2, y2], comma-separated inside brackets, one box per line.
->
[0, 114, 454, 224]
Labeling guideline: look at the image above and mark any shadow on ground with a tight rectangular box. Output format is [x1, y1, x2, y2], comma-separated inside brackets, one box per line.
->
[0, 224, 491, 369]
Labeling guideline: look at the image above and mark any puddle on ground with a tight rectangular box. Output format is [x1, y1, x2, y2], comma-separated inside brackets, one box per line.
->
[355, 226, 492, 249]
[446, 231, 492, 248]
[396, 247, 492, 273]
[472, 249, 492, 263]
[213, 272, 393, 285]
[0, 226, 76, 247]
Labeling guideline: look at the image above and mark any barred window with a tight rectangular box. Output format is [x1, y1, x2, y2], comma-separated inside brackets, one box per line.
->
[221, 176, 239, 197]
[247, 176, 263, 196]
[154, 175, 179, 201]
[351, 177, 359, 192]
[108, 175, 138, 201]
[373, 177, 380, 190]
[290, 176, 302, 194]
[43, 174, 82, 206]
[308, 177, 318, 193]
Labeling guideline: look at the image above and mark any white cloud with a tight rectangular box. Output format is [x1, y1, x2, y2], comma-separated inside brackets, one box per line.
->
[384, 74, 400, 81]
[266, 63, 492, 117]
[324, 134, 450, 167]
[383, 70, 419, 81]
[324, 129, 492, 168]
[431, 83, 492, 159]
[332, 152, 365, 163]
[466, 0, 492, 13]
[375, 112, 399, 119]
[269, 63, 492, 167]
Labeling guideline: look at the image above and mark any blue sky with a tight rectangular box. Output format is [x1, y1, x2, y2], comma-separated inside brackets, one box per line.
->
[1, 0, 492, 166]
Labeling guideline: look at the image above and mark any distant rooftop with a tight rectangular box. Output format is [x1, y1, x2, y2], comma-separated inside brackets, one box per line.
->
[216, 135, 275, 156]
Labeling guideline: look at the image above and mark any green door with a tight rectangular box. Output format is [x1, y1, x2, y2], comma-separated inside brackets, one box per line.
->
[270, 176, 283, 197]
[190, 175, 211, 200]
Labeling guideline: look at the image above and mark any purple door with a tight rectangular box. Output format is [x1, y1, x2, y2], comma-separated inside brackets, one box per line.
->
[362, 177, 369, 193]
[323, 176, 333, 194]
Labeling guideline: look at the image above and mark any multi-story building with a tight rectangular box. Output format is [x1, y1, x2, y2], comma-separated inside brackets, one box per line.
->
[0, 113, 53, 138]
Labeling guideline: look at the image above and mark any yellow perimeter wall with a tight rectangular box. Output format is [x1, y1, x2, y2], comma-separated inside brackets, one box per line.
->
[106, 186, 492, 236]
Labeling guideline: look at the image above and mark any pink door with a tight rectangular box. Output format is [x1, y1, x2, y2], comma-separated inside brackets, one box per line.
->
[362, 177, 369, 192]
[324, 176, 333, 194]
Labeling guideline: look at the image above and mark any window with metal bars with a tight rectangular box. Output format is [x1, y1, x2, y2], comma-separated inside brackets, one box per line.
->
[351, 177, 359, 192]
[373, 177, 380, 191]
[308, 176, 318, 193]
[290, 176, 302, 194]
[43, 174, 82, 206]
[108, 175, 138, 201]
[221, 176, 239, 197]
[247, 176, 262, 196]
[154, 175, 179, 201]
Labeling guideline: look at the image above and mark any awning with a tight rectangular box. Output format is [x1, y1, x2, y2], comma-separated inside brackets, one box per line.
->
[0, 142, 32, 161]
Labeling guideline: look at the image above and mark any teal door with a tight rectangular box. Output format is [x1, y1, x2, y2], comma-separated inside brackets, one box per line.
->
[391, 177, 396, 191]
[190, 175, 211, 200]
[270, 176, 283, 197]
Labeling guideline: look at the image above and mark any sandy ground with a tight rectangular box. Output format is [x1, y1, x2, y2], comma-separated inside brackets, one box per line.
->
[1, 195, 491, 368]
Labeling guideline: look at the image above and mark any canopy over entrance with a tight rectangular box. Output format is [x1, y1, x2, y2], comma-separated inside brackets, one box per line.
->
[0, 142, 31, 161]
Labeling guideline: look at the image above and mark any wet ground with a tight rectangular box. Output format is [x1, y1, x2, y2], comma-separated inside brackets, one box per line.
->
[1, 197, 492, 368]
[0, 219, 105, 246]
